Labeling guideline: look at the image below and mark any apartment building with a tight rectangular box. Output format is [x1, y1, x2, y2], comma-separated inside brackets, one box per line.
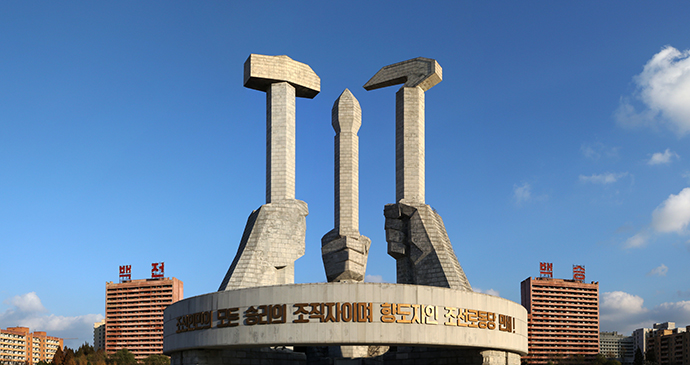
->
[600, 331, 633, 364]
[93, 319, 106, 351]
[104, 277, 183, 360]
[647, 325, 689, 365]
[0, 327, 63, 365]
[521, 275, 600, 364]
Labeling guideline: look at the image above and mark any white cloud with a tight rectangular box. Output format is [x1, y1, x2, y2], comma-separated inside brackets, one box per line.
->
[579, 172, 629, 184]
[651, 187, 690, 234]
[648, 149, 679, 165]
[0, 292, 103, 348]
[581, 142, 619, 160]
[364, 274, 384, 283]
[647, 264, 668, 277]
[600, 291, 690, 333]
[625, 188, 690, 249]
[474, 288, 500, 297]
[6, 292, 48, 314]
[653, 301, 690, 326]
[513, 183, 531, 204]
[601, 291, 648, 318]
[600, 291, 650, 333]
[616, 46, 690, 136]
[625, 231, 650, 248]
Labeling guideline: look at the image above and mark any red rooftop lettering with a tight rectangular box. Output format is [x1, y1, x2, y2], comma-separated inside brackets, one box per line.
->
[152, 262, 165, 278]
[539, 262, 552, 278]
[573, 265, 585, 282]
[119, 265, 131, 282]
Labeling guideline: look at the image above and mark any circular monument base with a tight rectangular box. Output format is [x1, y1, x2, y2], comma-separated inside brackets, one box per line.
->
[164, 282, 527, 364]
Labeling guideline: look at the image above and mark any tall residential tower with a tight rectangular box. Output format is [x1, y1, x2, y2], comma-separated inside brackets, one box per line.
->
[105, 264, 182, 360]
[521, 264, 599, 364]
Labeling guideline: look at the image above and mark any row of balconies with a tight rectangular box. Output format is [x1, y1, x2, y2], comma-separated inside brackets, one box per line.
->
[530, 335, 599, 340]
[106, 328, 163, 333]
[532, 291, 598, 297]
[106, 323, 162, 328]
[530, 344, 599, 350]
[530, 329, 599, 334]
[0, 339, 25, 344]
[532, 285, 598, 292]
[106, 292, 172, 297]
[106, 331, 161, 335]
[0, 344, 26, 349]
[531, 298, 598, 305]
[105, 297, 172, 302]
[105, 298, 171, 304]
[532, 310, 598, 315]
[106, 322, 163, 327]
[531, 290, 598, 296]
[529, 319, 598, 329]
[532, 307, 598, 313]
[106, 306, 167, 311]
[106, 289, 173, 296]
[106, 311, 163, 316]
[106, 306, 166, 312]
[106, 343, 163, 347]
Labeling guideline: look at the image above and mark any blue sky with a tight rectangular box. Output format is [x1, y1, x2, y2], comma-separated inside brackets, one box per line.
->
[1, 1, 690, 347]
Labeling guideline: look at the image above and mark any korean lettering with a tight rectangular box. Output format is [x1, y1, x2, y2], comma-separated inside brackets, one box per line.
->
[217, 307, 239, 328]
[293, 303, 310, 323]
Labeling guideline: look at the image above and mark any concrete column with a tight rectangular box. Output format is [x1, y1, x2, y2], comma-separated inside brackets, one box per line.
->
[266, 82, 296, 203]
[396, 86, 425, 204]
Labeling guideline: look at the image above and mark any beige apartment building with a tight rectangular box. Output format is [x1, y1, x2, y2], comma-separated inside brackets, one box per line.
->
[105, 277, 183, 360]
[521, 276, 600, 364]
[0, 326, 63, 365]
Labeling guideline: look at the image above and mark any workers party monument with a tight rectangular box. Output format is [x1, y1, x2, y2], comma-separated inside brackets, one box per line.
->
[163, 54, 528, 364]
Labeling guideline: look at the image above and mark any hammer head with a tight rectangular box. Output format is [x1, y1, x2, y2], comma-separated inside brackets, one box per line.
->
[244, 54, 321, 99]
[363, 57, 442, 92]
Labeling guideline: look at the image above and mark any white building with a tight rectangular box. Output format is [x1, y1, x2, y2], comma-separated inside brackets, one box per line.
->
[600, 331, 633, 364]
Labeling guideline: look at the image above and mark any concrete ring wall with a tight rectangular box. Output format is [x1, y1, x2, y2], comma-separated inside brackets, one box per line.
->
[163, 283, 527, 355]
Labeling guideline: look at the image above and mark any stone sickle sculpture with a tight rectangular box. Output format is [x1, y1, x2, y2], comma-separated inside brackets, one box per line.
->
[364, 58, 472, 291]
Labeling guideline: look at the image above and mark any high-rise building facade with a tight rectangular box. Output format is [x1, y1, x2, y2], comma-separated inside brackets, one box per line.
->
[93, 319, 106, 351]
[105, 277, 183, 360]
[0, 326, 63, 365]
[647, 325, 689, 365]
[633, 322, 676, 358]
[521, 276, 599, 364]
[600, 331, 633, 364]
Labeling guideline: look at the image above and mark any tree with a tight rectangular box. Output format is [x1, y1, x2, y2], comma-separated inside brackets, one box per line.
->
[108, 349, 136, 365]
[76, 343, 94, 358]
[142, 355, 169, 365]
[633, 348, 644, 365]
[594, 354, 609, 365]
[88, 349, 107, 365]
[64, 347, 76, 365]
[52, 347, 65, 365]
